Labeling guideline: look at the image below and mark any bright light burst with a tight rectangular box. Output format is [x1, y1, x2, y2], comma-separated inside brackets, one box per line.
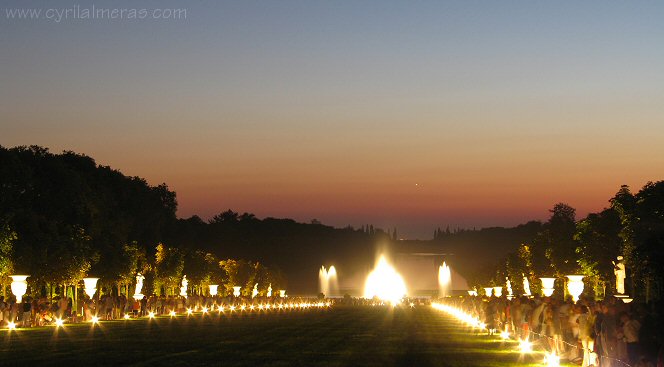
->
[544, 352, 560, 367]
[500, 330, 510, 340]
[363, 255, 407, 304]
[91, 316, 99, 324]
[124, 313, 130, 319]
[518, 338, 533, 353]
[7, 321, 16, 330]
[169, 310, 176, 317]
[186, 308, 193, 315]
[148, 312, 155, 319]
[55, 318, 64, 327]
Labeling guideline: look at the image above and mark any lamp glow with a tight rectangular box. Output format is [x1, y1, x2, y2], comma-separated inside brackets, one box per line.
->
[279, 290, 286, 298]
[55, 318, 64, 327]
[209, 284, 218, 296]
[124, 313, 130, 319]
[10, 275, 29, 303]
[186, 308, 193, 315]
[500, 330, 510, 340]
[566, 275, 584, 303]
[7, 321, 16, 330]
[484, 287, 493, 297]
[233, 286, 241, 297]
[91, 316, 99, 324]
[148, 312, 155, 319]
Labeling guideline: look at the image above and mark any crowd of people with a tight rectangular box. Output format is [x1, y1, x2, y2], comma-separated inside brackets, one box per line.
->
[445, 295, 663, 367]
[0, 293, 320, 328]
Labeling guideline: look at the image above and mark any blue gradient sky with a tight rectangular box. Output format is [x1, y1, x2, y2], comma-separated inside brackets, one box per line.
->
[2, 1, 663, 238]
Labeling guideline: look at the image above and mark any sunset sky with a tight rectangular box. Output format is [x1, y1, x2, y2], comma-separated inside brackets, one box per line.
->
[2, 1, 663, 238]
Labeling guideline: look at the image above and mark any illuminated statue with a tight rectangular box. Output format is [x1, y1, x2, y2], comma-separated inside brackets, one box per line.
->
[523, 275, 531, 296]
[180, 275, 188, 297]
[613, 256, 626, 295]
[135, 273, 145, 296]
[267, 284, 272, 297]
[506, 277, 513, 297]
[252, 283, 258, 298]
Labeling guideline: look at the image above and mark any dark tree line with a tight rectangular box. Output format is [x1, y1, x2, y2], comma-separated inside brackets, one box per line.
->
[0, 146, 389, 295]
[474, 183, 664, 302]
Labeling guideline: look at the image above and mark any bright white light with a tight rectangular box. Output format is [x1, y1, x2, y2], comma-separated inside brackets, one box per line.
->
[10, 275, 29, 303]
[240, 304, 246, 311]
[484, 287, 493, 297]
[209, 284, 219, 296]
[218, 305, 225, 312]
[91, 316, 99, 324]
[186, 308, 193, 315]
[55, 318, 64, 327]
[493, 287, 503, 297]
[124, 314, 130, 320]
[148, 312, 155, 318]
[7, 321, 16, 330]
[83, 277, 99, 299]
[518, 338, 533, 353]
[438, 262, 452, 297]
[500, 330, 510, 340]
[544, 352, 560, 367]
[363, 255, 407, 304]
[202, 307, 208, 314]
[169, 310, 176, 317]
[540, 277, 556, 297]
[233, 286, 241, 297]
[229, 305, 236, 311]
[566, 275, 584, 303]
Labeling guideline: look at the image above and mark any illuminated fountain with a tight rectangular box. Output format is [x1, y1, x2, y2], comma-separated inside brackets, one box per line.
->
[363, 255, 407, 304]
[319, 265, 338, 297]
[438, 262, 451, 297]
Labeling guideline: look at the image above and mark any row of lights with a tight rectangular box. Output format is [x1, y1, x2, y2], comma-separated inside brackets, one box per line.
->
[431, 302, 560, 367]
[5, 302, 332, 331]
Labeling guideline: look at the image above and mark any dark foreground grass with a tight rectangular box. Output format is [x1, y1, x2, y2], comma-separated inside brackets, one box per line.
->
[0, 306, 558, 367]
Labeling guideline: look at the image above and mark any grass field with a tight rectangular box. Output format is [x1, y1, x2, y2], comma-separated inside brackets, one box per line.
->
[0, 305, 561, 367]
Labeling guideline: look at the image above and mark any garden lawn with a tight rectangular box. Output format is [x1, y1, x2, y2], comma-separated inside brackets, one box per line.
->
[0, 305, 566, 366]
